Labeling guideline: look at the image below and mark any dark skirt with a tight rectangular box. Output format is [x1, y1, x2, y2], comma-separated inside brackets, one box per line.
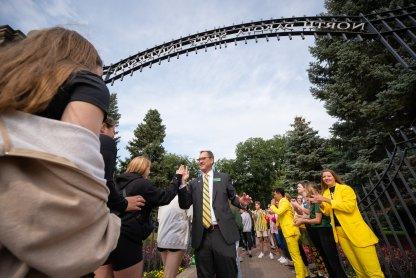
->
[107, 233, 143, 271]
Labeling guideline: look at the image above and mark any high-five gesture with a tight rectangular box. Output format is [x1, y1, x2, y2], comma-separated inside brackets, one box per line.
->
[176, 164, 185, 175]
[176, 165, 189, 185]
[239, 192, 252, 207]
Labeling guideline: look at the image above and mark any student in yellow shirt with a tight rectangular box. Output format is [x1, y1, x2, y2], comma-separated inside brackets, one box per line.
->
[270, 188, 309, 278]
[252, 201, 274, 259]
[312, 169, 384, 278]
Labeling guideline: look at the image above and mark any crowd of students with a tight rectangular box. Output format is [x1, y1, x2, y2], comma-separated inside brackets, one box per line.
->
[0, 26, 384, 278]
[236, 171, 384, 278]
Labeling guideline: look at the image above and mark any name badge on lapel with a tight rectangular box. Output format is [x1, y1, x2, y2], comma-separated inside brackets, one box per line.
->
[213, 178, 221, 182]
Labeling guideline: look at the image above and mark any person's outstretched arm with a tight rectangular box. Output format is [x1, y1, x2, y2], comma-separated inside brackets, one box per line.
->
[141, 174, 181, 207]
[226, 174, 242, 208]
[225, 174, 252, 208]
[178, 166, 193, 209]
[178, 181, 193, 209]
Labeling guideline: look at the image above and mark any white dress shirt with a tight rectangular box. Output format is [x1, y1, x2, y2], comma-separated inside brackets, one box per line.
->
[204, 169, 217, 225]
[180, 169, 217, 225]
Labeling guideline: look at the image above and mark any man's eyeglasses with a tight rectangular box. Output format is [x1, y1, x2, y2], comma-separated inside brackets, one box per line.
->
[197, 156, 212, 162]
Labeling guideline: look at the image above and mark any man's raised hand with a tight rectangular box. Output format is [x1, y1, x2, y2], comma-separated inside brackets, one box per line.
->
[239, 193, 252, 207]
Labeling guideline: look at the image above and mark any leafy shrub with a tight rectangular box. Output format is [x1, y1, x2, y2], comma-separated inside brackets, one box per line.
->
[378, 244, 416, 275]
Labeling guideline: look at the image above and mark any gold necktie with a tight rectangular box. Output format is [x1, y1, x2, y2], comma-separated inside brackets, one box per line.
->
[202, 174, 212, 228]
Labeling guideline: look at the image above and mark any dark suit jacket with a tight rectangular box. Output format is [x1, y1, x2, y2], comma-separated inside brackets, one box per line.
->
[178, 171, 242, 249]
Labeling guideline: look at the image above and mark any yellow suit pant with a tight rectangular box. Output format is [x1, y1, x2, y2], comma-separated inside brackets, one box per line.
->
[336, 226, 384, 278]
[285, 235, 309, 278]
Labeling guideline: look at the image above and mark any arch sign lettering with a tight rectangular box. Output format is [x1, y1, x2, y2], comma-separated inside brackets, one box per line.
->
[103, 5, 416, 85]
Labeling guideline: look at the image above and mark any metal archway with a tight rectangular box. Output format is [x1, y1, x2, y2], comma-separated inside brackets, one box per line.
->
[103, 5, 416, 85]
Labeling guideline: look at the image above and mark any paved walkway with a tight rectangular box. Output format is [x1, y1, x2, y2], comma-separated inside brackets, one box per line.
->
[178, 247, 294, 278]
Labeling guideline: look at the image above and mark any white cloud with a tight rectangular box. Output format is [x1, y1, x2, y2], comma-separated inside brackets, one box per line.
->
[43, 0, 77, 19]
[1, 0, 49, 30]
[3, 0, 336, 160]
[1, 0, 83, 31]
[114, 37, 336, 160]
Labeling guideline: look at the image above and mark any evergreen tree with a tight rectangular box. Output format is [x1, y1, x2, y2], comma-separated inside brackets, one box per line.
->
[108, 93, 122, 148]
[160, 153, 199, 185]
[283, 117, 330, 188]
[308, 0, 416, 184]
[272, 135, 290, 190]
[121, 109, 166, 187]
[108, 93, 121, 125]
[105, 93, 122, 172]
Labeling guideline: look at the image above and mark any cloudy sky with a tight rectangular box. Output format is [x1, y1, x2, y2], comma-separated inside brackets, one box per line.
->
[2, 0, 337, 160]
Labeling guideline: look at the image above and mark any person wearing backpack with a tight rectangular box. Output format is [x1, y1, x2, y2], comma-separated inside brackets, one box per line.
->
[106, 156, 186, 278]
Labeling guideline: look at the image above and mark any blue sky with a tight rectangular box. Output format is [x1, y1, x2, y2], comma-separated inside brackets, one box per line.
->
[1, 0, 336, 160]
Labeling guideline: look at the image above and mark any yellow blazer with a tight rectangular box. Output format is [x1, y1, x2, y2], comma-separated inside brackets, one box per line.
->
[321, 183, 379, 247]
[271, 197, 300, 238]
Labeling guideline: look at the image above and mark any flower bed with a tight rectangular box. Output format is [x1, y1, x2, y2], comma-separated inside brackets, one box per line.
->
[143, 267, 185, 278]
[378, 244, 416, 275]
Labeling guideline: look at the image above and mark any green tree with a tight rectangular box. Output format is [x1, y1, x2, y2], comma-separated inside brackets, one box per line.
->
[108, 93, 121, 125]
[160, 153, 188, 181]
[108, 93, 122, 171]
[231, 137, 286, 207]
[215, 158, 235, 178]
[271, 135, 289, 190]
[121, 109, 166, 187]
[308, 0, 416, 184]
[283, 117, 330, 190]
[159, 153, 199, 185]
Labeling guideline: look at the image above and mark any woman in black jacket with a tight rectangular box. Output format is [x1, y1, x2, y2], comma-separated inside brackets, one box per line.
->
[107, 156, 187, 278]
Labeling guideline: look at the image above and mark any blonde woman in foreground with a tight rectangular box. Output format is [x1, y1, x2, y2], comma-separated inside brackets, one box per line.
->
[0, 27, 120, 277]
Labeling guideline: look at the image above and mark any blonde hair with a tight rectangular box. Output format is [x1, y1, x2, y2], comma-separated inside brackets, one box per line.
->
[305, 182, 320, 197]
[0, 27, 103, 114]
[126, 156, 151, 176]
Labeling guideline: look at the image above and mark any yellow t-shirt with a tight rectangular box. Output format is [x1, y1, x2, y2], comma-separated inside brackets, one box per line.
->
[253, 209, 268, 232]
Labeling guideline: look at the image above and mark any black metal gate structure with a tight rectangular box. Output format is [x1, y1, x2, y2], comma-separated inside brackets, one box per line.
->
[101, 5, 416, 277]
[358, 127, 416, 277]
[103, 5, 416, 85]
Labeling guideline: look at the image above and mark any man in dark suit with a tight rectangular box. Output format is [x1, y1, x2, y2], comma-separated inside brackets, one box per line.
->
[178, 150, 251, 278]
